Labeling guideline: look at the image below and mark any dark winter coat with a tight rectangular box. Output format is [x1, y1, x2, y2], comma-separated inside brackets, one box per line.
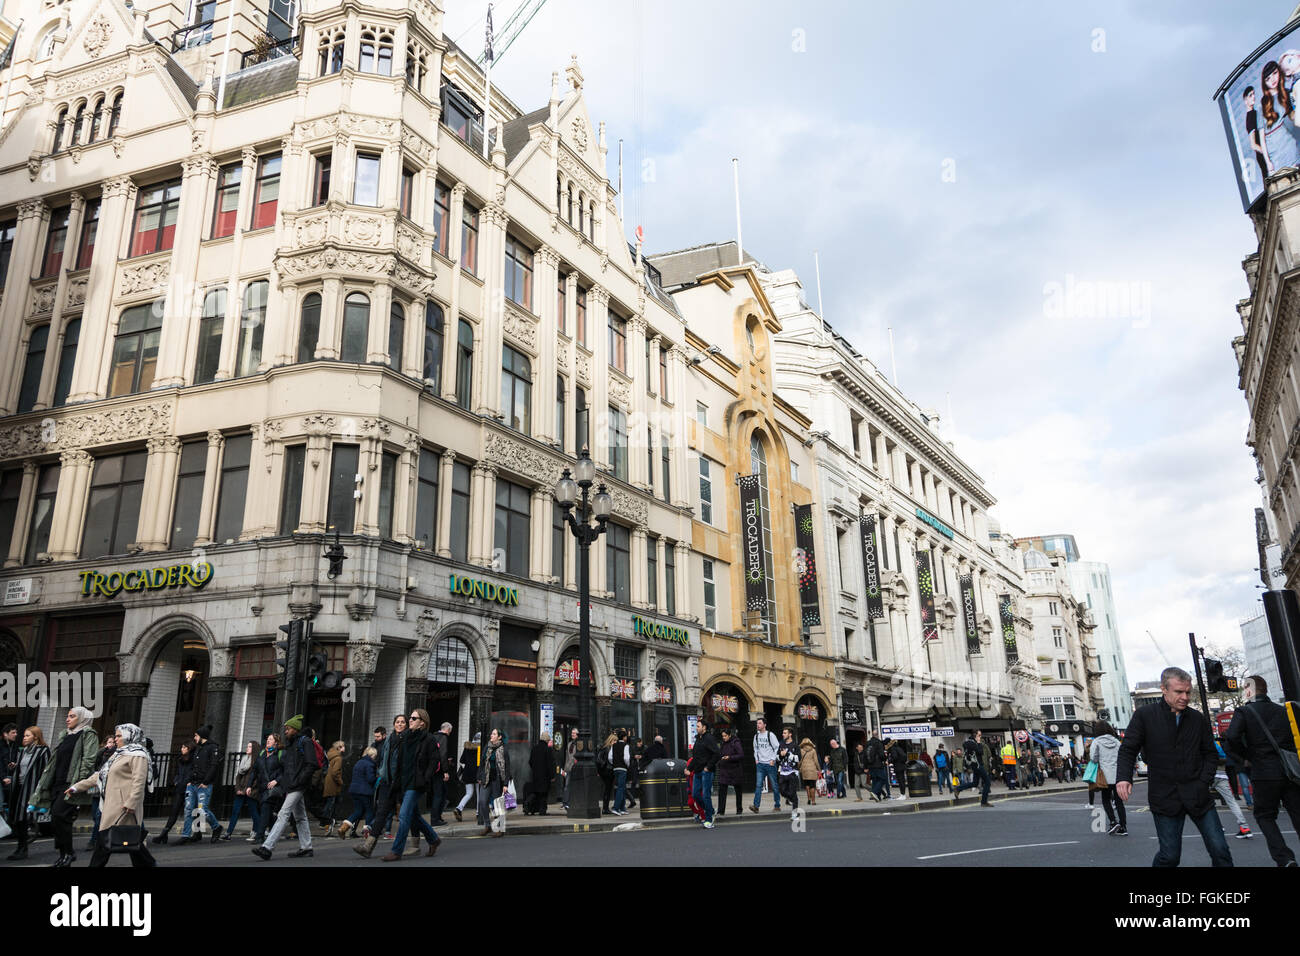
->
[252, 747, 282, 801]
[527, 741, 554, 795]
[716, 735, 744, 785]
[687, 730, 721, 774]
[348, 754, 377, 796]
[828, 746, 846, 773]
[459, 746, 477, 785]
[323, 744, 345, 797]
[642, 740, 668, 763]
[887, 743, 907, 767]
[190, 738, 221, 786]
[1223, 696, 1298, 782]
[278, 733, 320, 793]
[865, 738, 887, 769]
[1117, 698, 1217, 817]
[395, 728, 440, 793]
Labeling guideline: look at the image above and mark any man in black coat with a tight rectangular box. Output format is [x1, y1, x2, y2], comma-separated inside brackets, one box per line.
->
[1223, 675, 1300, 867]
[1117, 667, 1232, 867]
[642, 735, 668, 763]
[431, 721, 452, 825]
[184, 724, 223, 843]
[687, 717, 721, 828]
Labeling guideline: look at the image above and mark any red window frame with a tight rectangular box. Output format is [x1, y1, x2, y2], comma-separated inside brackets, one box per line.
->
[251, 154, 281, 230]
[41, 206, 70, 277]
[75, 199, 100, 270]
[211, 164, 241, 239]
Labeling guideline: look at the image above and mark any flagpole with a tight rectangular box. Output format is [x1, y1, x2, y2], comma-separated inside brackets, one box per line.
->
[481, 3, 493, 160]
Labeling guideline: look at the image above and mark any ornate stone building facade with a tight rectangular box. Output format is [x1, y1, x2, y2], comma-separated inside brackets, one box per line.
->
[0, 0, 702, 770]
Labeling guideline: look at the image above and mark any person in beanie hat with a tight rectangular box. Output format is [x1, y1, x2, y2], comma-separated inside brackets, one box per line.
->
[183, 724, 223, 843]
[251, 715, 318, 860]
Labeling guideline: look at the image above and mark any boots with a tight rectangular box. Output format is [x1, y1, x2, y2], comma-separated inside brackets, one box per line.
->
[806, 787, 816, 805]
[354, 834, 378, 859]
[338, 821, 352, 839]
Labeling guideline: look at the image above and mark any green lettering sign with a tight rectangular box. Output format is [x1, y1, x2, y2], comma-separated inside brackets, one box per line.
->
[449, 574, 520, 607]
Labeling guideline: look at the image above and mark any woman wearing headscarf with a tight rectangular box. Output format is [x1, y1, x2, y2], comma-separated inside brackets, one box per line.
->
[220, 740, 263, 842]
[6, 726, 49, 860]
[476, 728, 511, 837]
[66, 723, 156, 867]
[29, 707, 99, 867]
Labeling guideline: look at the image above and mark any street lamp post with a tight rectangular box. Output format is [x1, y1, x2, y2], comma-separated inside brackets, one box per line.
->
[554, 448, 612, 819]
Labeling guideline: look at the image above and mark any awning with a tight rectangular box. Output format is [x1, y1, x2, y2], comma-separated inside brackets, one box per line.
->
[1031, 731, 1064, 749]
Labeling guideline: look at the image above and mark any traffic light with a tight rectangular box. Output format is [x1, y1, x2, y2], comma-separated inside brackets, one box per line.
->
[1204, 658, 1226, 693]
[305, 641, 342, 691]
[276, 620, 303, 693]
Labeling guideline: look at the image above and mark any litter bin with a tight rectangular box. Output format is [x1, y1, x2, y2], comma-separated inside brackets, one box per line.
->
[638, 757, 692, 820]
[905, 760, 932, 797]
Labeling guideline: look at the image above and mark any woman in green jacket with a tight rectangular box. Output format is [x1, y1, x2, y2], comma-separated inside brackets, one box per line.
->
[29, 707, 100, 867]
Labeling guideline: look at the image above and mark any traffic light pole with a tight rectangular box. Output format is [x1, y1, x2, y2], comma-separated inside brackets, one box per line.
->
[1189, 632, 1212, 720]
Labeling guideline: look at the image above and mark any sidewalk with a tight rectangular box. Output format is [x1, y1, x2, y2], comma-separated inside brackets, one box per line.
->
[87, 777, 1101, 842]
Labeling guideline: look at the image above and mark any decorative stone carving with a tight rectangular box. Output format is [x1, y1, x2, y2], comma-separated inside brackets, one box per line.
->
[483, 431, 558, 484]
[557, 149, 600, 200]
[118, 260, 170, 297]
[64, 277, 87, 310]
[303, 414, 336, 436]
[55, 63, 125, 96]
[556, 344, 568, 371]
[570, 116, 588, 153]
[208, 647, 232, 677]
[28, 283, 56, 316]
[401, 127, 433, 161]
[276, 248, 393, 280]
[503, 306, 537, 351]
[576, 352, 591, 384]
[294, 213, 330, 247]
[607, 485, 648, 526]
[395, 224, 422, 261]
[393, 261, 434, 296]
[342, 215, 382, 244]
[607, 374, 629, 407]
[348, 642, 381, 674]
[0, 401, 173, 458]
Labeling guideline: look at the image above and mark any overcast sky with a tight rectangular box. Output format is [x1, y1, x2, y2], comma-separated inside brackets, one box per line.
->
[444, 0, 1290, 685]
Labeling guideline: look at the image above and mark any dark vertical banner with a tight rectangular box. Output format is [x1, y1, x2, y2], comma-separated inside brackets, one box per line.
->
[916, 550, 938, 644]
[999, 594, 1019, 664]
[739, 474, 767, 613]
[859, 514, 885, 621]
[960, 574, 979, 655]
[793, 503, 822, 627]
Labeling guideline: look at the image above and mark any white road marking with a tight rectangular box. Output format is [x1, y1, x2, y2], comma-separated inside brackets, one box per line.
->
[916, 840, 1080, 860]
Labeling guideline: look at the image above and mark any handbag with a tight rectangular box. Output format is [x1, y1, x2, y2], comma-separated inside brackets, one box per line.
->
[503, 781, 517, 811]
[105, 812, 145, 853]
[491, 795, 506, 819]
[1082, 760, 1099, 784]
[1242, 704, 1300, 786]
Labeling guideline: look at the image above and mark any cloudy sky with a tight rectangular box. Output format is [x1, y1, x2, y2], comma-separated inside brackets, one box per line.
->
[444, 0, 1289, 684]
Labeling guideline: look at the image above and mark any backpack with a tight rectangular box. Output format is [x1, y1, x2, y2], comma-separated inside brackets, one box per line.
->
[935, 751, 947, 769]
[596, 745, 611, 773]
[309, 740, 326, 790]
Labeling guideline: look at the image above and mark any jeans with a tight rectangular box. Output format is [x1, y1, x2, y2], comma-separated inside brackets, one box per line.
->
[956, 765, 991, 802]
[1151, 806, 1233, 867]
[753, 763, 780, 809]
[613, 768, 628, 812]
[430, 777, 447, 820]
[692, 770, 715, 823]
[227, 793, 264, 837]
[261, 789, 311, 853]
[344, 793, 372, 829]
[831, 770, 846, 798]
[374, 783, 395, 834]
[391, 788, 439, 855]
[182, 784, 220, 837]
[1100, 784, 1127, 829]
[1211, 777, 1246, 828]
[935, 766, 949, 793]
[477, 781, 506, 832]
[1251, 777, 1300, 866]
[458, 782, 476, 811]
[1237, 772, 1254, 807]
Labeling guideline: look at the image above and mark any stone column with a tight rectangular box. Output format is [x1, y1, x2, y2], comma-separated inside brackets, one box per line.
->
[674, 541, 691, 619]
[631, 525, 648, 608]
[647, 335, 661, 401]
[479, 465, 498, 569]
[874, 432, 889, 479]
[563, 272, 578, 455]
[115, 683, 149, 727]
[4, 461, 37, 566]
[298, 421, 332, 533]
[467, 463, 485, 565]
[33, 194, 85, 410]
[475, 204, 509, 416]
[654, 535, 667, 614]
[68, 178, 133, 402]
[154, 155, 218, 388]
[238, 423, 268, 541]
[593, 521, 608, 597]
[588, 285, 610, 469]
[47, 450, 93, 561]
[436, 449, 456, 557]
[0, 201, 47, 412]
[534, 244, 560, 444]
[367, 281, 392, 364]
[138, 435, 182, 551]
[193, 431, 225, 546]
[205, 676, 235, 752]
[259, 421, 285, 537]
[316, 277, 342, 360]
[628, 316, 648, 488]
[531, 487, 551, 582]
[394, 435, 419, 546]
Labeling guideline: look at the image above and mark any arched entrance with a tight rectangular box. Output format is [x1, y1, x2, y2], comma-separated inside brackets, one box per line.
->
[703, 681, 754, 789]
[426, 634, 477, 745]
[141, 631, 210, 754]
[795, 693, 828, 757]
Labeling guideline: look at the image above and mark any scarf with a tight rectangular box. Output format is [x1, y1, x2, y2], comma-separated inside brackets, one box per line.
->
[96, 723, 153, 798]
[236, 752, 253, 775]
[67, 706, 94, 733]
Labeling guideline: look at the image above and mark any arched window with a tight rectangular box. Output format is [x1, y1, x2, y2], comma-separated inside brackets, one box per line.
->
[236, 280, 268, 377]
[318, 29, 344, 75]
[359, 29, 392, 75]
[298, 292, 321, 363]
[376, 31, 394, 76]
[17, 326, 49, 413]
[567, 183, 574, 224]
[750, 433, 778, 643]
[428, 636, 476, 684]
[193, 287, 225, 384]
[587, 201, 595, 240]
[38, 25, 58, 60]
[455, 319, 473, 409]
[358, 30, 377, 72]
[52, 107, 68, 153]
[340, 292, 370, 363]
[500, 345, 531, 433]
[423, 300, 443, 387]
[655, 668, 676, 704]
[70, 103, 85, 146]
[577, 190, 585, 234]
[107, 93, 123, 136]
[388, 301, 405, 370]
[575, 386, 588, 452]
[405, 43, 427, 92]
[88, 96, 104, 142]
[556, 176, 563, 215]
[52, 318, 80, 407]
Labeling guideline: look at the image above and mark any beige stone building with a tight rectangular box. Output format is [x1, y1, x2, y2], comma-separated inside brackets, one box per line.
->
[0, 0, 704, 773]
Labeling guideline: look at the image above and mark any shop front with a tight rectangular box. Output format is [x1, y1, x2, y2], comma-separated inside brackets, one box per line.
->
[841, 689, 868, 752]
[425, 633, 477, 745]
[491, 621, 542, 792]
[795, 692, 829, 752]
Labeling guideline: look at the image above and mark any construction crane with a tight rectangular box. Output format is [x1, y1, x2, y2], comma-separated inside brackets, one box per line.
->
[475, 0, 550, 68]
[1145, 629, 1173, 667]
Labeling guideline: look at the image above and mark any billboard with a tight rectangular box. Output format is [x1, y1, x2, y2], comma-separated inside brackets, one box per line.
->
[1215, 19, 1300, 211]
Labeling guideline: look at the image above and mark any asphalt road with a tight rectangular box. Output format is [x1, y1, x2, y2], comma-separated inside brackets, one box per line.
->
[7, 782, 1295, 867]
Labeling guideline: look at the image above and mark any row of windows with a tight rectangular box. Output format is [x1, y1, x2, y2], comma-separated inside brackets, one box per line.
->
[50, 93, 123, 155]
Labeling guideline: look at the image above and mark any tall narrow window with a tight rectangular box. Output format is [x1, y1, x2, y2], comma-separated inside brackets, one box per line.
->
[423, 301, 444, 387]
[576, 287, 587, 347]
[25, 464, 60, 564]
[81, 451, 147, 558]
[41, 206, 69, 277]
[353, 153, 381, 206]
[399, 168, 414, 219]
[504, 236, 534, 309]
[556, 376, 566, 448]
[608, 405, 627, 481]
[646, 427, 654, 492]
[0, 470, 21, 561]
[501, 345, 531, 433]
[251, 154, 281, 229]
[171, 439, 207, 548]
[405, 43, 428, 93]
[327, 444, 360, 534]
[52, 318, 80, 407]
[449, 460, 471, 563]
[52, 108, 68, 153]
[493, 479, 531, 577]
[297, 292, 321, 363]
[388, 302, 405, 370]
[312, 153, 332, 206]
[455, 319, 473, 409]
[70, 104, 86, 146]
[575, 387, 589, 453]
[75, 199, 99, 270]
[702, 558, 717, 629]
[414, 449, 438, 550]
[660, 347, 669, 399]
[606, 523, 630, 604]
[648, 538, 658, 608]
[130, 180, 181, 257]
[213, 434, 251, 543]
[17, 326, 49, 413]
[318, 30, 344, 75]
[552, 501, 566, 584]
[750, 434, 778, 643]
[194, 287, 225, 384]
[608, 311, 627, 371]
[661, 437, 671, 503]
[698, 457, 713, 524]
[587, 200, 595, 240]
[88, 96, 104, 142]
[236, 280, 268, 376]
[378, 451, 398, 538]
[557, 274, 567, 334]
[665, 542, 676, 616]
[461, 202, 479, 274]
[279, 444, 306, 535]
[109, 301, 164, 396]
[340, 292, 370, 363]
[0, 220, 14, 289]
[433, 181, 450, 257]
[359, 30, 377, 72]
[211, 164, 241, 238]
[108, 93, 123, 136]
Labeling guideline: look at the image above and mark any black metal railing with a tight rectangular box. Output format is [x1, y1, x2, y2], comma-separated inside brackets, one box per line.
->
[171, 21, 216, 53]
[240, 36, 297, 69]
[143, 751, 246, 819]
